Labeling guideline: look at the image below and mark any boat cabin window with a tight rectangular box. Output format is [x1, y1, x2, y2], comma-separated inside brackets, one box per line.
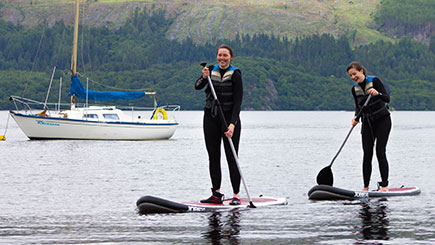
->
[103, 114, 119, 120]
[83, 114, 99, 120]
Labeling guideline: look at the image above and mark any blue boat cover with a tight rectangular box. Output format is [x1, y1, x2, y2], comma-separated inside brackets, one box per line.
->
[68, 75, 146, 101]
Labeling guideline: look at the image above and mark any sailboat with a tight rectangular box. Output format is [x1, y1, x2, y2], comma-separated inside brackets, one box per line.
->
[9, 0, 180, 140]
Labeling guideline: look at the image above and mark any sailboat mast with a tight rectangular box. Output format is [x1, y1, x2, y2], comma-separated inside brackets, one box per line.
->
[71, 0, 79, 75]
[70, 0, 80, 108]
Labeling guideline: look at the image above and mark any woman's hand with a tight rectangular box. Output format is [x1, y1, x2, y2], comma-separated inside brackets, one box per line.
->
[352, 116, 359, 126]
[202, 67, 210, 79]
[224, 123, 235, 138]
[367, 88, 379, 96]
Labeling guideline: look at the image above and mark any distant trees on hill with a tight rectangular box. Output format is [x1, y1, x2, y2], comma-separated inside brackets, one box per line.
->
[374, 0, 435, 42]
[0, 6, 434, 110]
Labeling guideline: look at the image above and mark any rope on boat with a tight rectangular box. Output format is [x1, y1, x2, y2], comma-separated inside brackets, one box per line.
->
[21, 25, 46, 98]
[1, 112, 11, 141]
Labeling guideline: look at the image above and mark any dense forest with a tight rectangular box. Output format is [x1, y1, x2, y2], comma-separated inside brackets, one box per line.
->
[374, 0, 435, 42]
[0, 1, 434, 110]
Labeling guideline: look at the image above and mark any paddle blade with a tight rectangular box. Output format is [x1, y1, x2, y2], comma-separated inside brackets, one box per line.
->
[316, 166, 334, 186]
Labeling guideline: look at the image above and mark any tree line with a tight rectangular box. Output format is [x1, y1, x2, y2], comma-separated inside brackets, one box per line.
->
[0, 5, 434, 110]
[374, 0, 435, 39]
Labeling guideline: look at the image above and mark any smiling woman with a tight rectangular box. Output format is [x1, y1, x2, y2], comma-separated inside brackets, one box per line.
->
[346, 61, 392, 192]
[195, 44, 245, 205]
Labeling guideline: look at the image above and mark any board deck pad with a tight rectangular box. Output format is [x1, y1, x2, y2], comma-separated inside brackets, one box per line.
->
[137, 195, 287, 214]
[308, 185, 421, 200]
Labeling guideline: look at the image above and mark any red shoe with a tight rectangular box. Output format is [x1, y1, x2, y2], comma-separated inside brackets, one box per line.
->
[229, 197, 241, 205]
[200, 189, 224, 204]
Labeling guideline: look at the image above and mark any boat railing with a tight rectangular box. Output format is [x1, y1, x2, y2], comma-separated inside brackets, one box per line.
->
[119, 104, 181, 121]
[9, 95, 70, 114]
[160, 105, 181, 120]
[10, 95, 181, 121]
[10, 96, 34, 113]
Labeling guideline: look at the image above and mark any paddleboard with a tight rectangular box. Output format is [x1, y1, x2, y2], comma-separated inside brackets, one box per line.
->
[308, 185, 421, 200]
[136, 195, 287, 214]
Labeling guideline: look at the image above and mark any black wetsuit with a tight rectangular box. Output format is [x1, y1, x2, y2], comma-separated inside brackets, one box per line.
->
[352, 76, 391, 188]
[195, 65, 243, 194]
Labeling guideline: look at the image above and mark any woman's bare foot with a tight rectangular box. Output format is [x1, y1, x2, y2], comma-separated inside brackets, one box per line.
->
[362, 187, 369, 191]
[378, 186, 388, 192]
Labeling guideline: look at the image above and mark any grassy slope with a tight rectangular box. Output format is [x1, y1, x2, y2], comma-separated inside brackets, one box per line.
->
[1, 0, 393, 46]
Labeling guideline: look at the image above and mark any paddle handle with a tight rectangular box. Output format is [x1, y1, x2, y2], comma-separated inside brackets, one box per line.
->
[201, 63, 256, 208]
[328, 94, 372, 167]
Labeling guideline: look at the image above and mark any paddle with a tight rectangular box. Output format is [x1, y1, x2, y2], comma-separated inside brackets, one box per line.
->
[200, 62, 256, 208]
[316, 94, 372, 186]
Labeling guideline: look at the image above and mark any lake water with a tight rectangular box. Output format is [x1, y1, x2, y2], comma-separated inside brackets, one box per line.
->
[1, 110, 434, 244]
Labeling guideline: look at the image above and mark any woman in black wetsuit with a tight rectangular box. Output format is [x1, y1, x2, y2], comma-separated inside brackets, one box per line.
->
[347, 62, 391, 192]
[194, 45, 243, 205]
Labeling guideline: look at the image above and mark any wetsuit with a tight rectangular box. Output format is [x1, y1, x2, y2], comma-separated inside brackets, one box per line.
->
[195, 65, 243, 194]
[352, 76, 391, 188]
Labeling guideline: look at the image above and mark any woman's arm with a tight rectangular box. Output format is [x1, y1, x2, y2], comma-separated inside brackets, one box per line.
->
[352, 87, 360, 115]
[194, 65, 214, 90]
[230, 70, 243, 125]
[372, 77, 390, 103]
[194, 76, 207, 90]
[351, 88, 360, 125]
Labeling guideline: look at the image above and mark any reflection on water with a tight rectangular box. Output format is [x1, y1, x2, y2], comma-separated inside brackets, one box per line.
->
[1, 111, 434, 243]
[202, 211, 241, 244]
[358, 199, 389, 241]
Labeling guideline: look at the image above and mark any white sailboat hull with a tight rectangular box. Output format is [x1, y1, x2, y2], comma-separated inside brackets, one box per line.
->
[11, 112, 178, 140]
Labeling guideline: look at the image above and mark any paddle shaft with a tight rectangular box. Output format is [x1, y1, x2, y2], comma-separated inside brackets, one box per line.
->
[202, 64, 255, 207]
[328, 94, 372, 167]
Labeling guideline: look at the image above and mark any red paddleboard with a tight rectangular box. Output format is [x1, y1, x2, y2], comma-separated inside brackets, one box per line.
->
[137, 195, 287, 214]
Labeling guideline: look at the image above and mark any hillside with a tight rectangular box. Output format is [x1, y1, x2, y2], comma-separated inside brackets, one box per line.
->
[0, 1, 434, 110]
[0, 0, 393, 46]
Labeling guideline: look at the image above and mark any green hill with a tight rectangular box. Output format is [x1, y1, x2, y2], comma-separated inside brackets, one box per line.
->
[0, 0, 393, 46]
[0, 1, 434, 110]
